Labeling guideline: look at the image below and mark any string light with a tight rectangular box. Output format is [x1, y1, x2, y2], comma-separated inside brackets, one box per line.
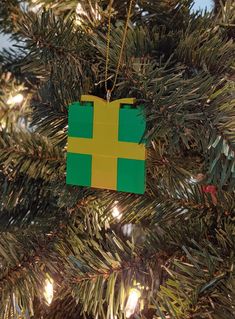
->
[7, 94, 24, 105]
[122, 223, 133, 236]
[112, 206, 122, 220]
[30, 3, 43, 12]
[125, 288, 141, 318]
[43, 277, 54, 305]
[28, 0, 43, 12]
[75, 3, 84, 26]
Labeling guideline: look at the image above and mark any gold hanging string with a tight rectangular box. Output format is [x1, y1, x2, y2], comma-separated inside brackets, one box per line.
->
[105, 0, 135, 101]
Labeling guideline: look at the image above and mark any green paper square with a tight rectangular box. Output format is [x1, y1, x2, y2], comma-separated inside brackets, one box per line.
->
[66, 153, 92, 187]
[68, 102, 93, 138]
[118, 106, 146, 143]
[117, 158, 145, 194]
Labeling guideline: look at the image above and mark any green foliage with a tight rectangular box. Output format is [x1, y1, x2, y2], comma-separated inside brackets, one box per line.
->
[156, 222, 235, 318]
[206, 82, 235, 189]
[0, 130, 65, 182]
[0, 0, 234, 318]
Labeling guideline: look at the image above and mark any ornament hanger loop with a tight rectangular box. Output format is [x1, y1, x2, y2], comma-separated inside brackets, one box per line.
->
[105, 0, 135, 99]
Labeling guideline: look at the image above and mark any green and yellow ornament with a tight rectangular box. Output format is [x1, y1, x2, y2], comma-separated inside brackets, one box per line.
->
[66, 0, 146, 194]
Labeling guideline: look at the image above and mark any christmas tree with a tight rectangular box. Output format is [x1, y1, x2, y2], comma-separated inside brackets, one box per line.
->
[0, 0, 235, 318]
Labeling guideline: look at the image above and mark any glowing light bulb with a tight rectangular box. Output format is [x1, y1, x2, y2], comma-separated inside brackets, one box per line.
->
[30, 3, 43, 12]
[44, 277, 54, 305]
[112, 206, 122, 220]
[75, 3, 84, 25]
[122, 223, 133, 237]
[125, 288, 141, 318]
[76, 3, 84, 14]
[7, 94, 24, 105]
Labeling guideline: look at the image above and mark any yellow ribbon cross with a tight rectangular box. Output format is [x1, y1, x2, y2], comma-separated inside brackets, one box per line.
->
[67, 95, 145, 190]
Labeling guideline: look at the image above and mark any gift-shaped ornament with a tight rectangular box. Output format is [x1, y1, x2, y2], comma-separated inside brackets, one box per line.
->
[66, 95, 146, 194]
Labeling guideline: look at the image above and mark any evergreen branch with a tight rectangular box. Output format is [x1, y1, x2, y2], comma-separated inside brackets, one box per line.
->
[16, 10, 95, 81]
[207, 132, 235, 190]
[57, 215, 234, 318]
[90, 185, 212, 226]
[71, 252, 164, 284]
[0, 171, 64, 230]
[0, 227, 65, 318]
[30, 101, 68, 146]
[17, 11, 83, 58]
[26, 0, 77, 15]
[156, 222, 235, 318]
[32, 288, 83, 319]
[60, 226, 168, 318]
[205, 82, 235, 189]
[0, 130, 65, 182]
[176, 14, 235, 75]
[208, 81, 235, 150]
[2, 146, 62, 162]
[0, 231, 55, 289]
[29, 34, 88, 64]
[0, 0, 23, 34]
[114, 57, 214, 147]
[65, 180, 234, 231]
